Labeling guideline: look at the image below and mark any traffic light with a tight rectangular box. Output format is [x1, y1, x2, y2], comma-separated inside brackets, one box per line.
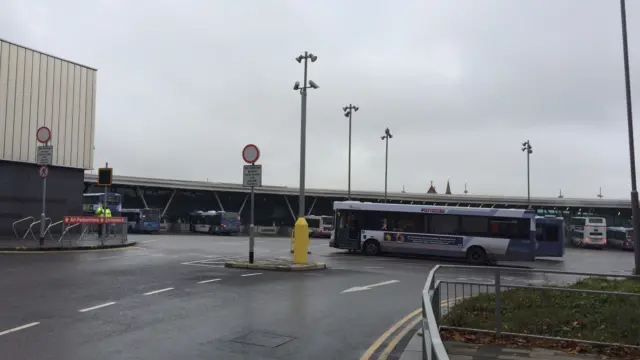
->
[97, 168, 112, 186]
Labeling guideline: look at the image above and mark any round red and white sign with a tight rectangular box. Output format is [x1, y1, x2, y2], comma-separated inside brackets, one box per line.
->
[38, 166, 49, 178]
[242, 144, 260, 164]
[36, 126, 51, 144]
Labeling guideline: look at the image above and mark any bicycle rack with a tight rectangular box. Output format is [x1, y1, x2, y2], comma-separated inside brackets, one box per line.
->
[12, 217, 35, 240]
[58, 223, 85, 245]
[24, 218, 52, 241]
[45, 220, 63, 242]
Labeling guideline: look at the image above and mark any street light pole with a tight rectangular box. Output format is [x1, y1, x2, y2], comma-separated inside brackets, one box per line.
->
[521, 140, 533, 209]
[343, 104, 359, 200]
[619, 0, 640, 273]
[381, 128, 393, 203]
[293, 52, 319, 218]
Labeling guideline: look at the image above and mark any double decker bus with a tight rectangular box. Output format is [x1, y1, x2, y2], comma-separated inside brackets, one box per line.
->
[121, 208, 161, 233]
[188, 210, 242, 235]
[82, 192, 122, 216]
[330, 201, 536, 264]
[305, 215, 333, 238]
[569, 216, 607, 249]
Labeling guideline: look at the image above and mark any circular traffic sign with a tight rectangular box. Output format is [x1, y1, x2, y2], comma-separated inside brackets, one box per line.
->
[36, 126, 51, 143]
[38, 166, 49, 178]
[242, 144, 260, 164]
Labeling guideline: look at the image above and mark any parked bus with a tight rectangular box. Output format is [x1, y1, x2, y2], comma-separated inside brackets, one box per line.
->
[534, 216, 565, 258]
[305, 215, 333, 238]
[121, 208, 161, 233]
[606, 227, 634, 251]
[330, 201, 536, 264]
[188, 210, 241, 235]
[82, 192, 122, 216]
[569, 216, 607, 249]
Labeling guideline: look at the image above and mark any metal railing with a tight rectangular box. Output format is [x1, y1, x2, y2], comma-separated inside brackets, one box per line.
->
[422, 265, 640, 359]
[12, 216, 35, 240]
[23, 218, 51, 241]
[44, 220, 63, 241]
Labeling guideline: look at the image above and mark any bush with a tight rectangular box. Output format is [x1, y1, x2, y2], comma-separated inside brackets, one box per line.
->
[441, 277, 640, 345]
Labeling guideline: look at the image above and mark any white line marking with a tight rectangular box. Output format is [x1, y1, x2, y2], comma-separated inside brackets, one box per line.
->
[0, 322, 40, 336]
[78, 302, 117, 313]
[241, 273, 262, 277]
[140, 239, 158, 244]
[143, 287, 174, 296]
[198, 278, 222, 284]
[341, 280, 400, 293]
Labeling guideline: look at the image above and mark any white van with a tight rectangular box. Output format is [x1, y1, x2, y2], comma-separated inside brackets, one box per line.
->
[570, 217, 607, 249]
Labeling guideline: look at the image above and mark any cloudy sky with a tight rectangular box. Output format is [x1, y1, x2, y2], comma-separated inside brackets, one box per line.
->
[2, 0, 640, 199]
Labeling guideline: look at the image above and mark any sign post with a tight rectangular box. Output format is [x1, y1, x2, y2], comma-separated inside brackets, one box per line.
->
[36, 126, 52, 246]
[242, 144, 261, 264]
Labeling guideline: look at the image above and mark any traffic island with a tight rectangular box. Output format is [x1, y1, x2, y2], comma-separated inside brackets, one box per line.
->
[224, 259, 327, 271]
[0, 238, 137, 252]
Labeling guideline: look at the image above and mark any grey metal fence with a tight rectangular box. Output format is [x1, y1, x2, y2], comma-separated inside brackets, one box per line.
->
[422, 264, 640, 360]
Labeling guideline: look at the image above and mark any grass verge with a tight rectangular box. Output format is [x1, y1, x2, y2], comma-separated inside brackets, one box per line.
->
[440, 277, 640, 357]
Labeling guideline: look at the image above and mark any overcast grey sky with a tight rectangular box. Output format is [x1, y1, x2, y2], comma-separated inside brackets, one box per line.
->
[2, 0, 640, 198]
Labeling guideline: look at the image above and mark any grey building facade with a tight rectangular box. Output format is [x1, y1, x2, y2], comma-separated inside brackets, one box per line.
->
[0, 38, 97, 237]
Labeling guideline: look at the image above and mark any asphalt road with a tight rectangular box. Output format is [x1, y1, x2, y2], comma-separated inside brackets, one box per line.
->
[0, 235, 635, 360]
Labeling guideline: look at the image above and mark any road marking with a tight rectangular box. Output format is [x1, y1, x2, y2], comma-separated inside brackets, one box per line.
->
[342, 280, 400, 293]
[198, 278, 222, 284]
[78, 302, 117, 313]
[241, 273, 262, 277]
[140, 239, 157, 244]
[361, 299, 465, 359]
[377, 316, 422, 359]
[0, 322, 40, 336]
[143, 287, 174, 296]
[359, 308, 421, 360]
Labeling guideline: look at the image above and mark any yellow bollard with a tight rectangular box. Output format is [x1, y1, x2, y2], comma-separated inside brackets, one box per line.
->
[293, 217, 309, 264]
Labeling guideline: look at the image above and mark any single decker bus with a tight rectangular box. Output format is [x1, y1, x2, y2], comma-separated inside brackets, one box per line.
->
[121, 208, 161, 233]
[329, 201, 536, 264]
[189, 210, 242, 235]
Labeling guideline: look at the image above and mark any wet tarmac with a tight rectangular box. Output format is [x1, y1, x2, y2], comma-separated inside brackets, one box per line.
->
[0, 235, 634, 360]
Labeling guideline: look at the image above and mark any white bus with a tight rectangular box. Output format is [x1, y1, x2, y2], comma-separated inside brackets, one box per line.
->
[329, 201, 536, 264]
[569, 217, 607, 249]
[305, 215, 333, 238]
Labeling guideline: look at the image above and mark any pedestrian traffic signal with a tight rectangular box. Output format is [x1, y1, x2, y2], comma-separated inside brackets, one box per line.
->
[97, 168, 112, 186]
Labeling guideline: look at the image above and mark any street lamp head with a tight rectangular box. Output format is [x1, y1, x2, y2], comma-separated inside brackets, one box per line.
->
[293, 81, 300, 91]
[353, 106, 359, 112]
[342, 106, 348, 112]
[381, 136, 386, 140]
[344, 111, 351, 118]
[309, 54, 318, 62]
[308, 80, 319, 89]
[385, 128, 392, 137]
[522, 141, 527, 147]
[295, 55, 304, 63]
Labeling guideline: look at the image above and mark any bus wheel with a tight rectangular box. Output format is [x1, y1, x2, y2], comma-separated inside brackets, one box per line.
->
[466, 246, 487, 265]
[362, 239, 380, 256]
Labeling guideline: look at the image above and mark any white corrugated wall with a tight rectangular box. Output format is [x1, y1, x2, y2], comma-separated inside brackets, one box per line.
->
[0, 39, 96, 169]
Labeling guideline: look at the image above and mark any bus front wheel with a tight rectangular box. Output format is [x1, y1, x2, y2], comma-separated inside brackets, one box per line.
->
[362, 239, 381, 256]
[466, 246, 487, 265]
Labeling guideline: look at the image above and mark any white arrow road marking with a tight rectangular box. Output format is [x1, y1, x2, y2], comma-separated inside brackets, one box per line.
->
[341, 280, 400, 293]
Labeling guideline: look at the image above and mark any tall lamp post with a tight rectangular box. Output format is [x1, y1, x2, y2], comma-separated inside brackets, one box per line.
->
[521, 140, 533, 209]
[619, 0, 640, 273]
[381, 128, 393, 203]
[343, 104, 359, 200]
[293, 52, 319, 218]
